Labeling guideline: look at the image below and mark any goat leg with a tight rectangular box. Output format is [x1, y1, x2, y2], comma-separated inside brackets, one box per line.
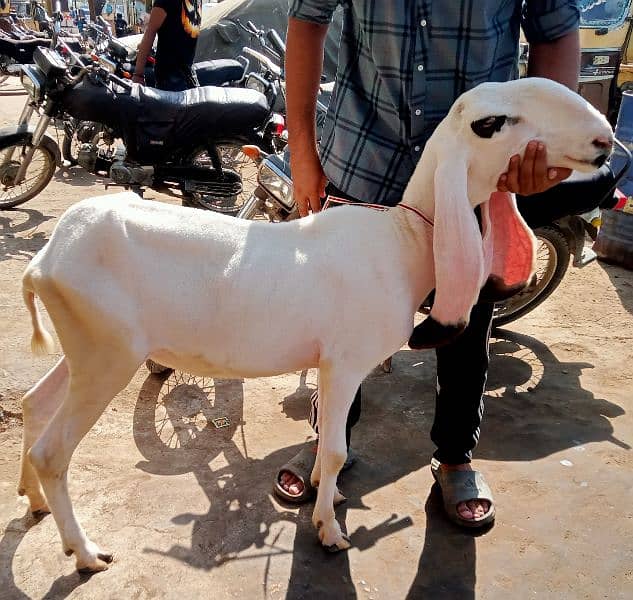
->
[18, 357, 69, 515]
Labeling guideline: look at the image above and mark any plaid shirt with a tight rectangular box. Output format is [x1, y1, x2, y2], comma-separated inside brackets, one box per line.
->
[289, 1, 580, 205]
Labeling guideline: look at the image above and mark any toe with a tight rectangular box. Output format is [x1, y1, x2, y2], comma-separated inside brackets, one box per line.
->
[279, 472, 304, 495]
[279, 472, 292, 486]
[288, 481, 303, 495]
[467, 499, 490, 519]
[457, 501, 475, 520]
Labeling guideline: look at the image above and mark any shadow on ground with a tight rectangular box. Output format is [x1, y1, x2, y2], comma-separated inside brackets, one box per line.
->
[132, 329, 628, 597]
[2, 329, 628, 598]
[597, 260, 633, 316]
[52, 166, 106, 190]
[0, 207, 54, 262]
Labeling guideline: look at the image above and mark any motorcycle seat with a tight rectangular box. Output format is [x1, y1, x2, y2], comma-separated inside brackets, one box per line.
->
[134, 84, 270, 137]
[0, 35, 49, 59]
[194, 59, 245, 86]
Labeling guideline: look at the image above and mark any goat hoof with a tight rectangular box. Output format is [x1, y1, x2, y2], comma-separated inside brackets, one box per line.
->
[408, 316, 466, 349]
[98, 552, 114, 564]
[318, 522, 351, 551]
[20, 487, 50, 516]
[29, 498, 50, 517]
[323, 534, 351, 553]
[30, 510, 48, 523]
[76, 552, 114, 573]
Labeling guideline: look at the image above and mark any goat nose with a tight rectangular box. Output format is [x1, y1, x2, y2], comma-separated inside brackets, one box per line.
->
[592, 135, 613, 151]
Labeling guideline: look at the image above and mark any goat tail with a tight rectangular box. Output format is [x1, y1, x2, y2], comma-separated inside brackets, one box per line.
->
[22, 281, 55, 355]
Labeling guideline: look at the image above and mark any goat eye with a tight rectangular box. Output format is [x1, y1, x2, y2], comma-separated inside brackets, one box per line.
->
[471, 115, 507, 138]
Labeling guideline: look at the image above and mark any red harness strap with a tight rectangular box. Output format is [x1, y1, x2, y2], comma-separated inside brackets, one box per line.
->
[324, 195, 434, 227]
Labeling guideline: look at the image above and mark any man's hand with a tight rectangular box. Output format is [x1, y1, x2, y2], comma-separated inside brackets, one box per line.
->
[132, 73, 145, 84]
[291, 149, 327, 217]
[497, 140, 572, 195]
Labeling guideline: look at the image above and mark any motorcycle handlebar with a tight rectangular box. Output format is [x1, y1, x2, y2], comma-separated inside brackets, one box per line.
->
[241, 46, 281, 77]
[266, 29, 286, 60]
[246, 20, 260, 34]
[58, 37, 90, 69]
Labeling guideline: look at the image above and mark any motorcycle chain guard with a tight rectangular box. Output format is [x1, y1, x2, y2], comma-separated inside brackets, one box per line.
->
[183, 178, 242, 197]
[160, 165, 243, 198]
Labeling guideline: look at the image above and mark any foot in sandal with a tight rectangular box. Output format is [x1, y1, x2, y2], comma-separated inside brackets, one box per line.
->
[274, 440, 356, 504]
[431, 458, 495, 528]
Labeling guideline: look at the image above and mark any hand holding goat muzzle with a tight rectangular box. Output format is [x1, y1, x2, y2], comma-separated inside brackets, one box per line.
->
[407, 77, 613, 348]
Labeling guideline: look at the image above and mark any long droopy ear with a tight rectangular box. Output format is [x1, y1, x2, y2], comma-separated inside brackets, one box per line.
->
[479, 191, 537, 301]
[409, 158, 484, 349]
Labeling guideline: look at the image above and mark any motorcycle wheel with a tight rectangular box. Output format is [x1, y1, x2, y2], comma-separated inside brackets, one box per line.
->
[0, 143, 56, 209]
[492, 226, 570, 328]
[182, 145, 257, 215]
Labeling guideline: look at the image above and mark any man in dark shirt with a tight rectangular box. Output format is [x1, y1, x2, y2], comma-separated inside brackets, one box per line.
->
[133, 0, 201, 91]
[114, 12, 128, 38]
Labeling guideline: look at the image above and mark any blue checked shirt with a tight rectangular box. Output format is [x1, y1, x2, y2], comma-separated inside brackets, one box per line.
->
[289, 1, 580, 205]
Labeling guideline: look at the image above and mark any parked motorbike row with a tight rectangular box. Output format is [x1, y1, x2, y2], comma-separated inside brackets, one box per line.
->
[0, 17, 290, 212]
[0, 16, 630, 327]
[0, 11, 82, 81]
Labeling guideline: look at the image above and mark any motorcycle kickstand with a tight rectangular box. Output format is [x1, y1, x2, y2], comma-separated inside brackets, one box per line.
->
[131, 185, 145, 198]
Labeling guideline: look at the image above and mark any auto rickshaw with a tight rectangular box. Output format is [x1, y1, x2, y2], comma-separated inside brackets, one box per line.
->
[518, 1, 633, 123]
[576, 0, 633, 123]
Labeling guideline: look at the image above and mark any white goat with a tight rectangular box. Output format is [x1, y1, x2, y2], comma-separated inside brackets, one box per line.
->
[18, 78, 612, 571]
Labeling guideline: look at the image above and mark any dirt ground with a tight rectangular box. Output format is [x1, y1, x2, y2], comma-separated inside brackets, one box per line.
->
[1, 80, 632, 600]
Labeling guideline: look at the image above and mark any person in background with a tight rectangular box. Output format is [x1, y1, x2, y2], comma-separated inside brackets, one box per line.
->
[132, 0, 201, 91]
[274, 0, 581, 529]
[114, 12, 127, 38]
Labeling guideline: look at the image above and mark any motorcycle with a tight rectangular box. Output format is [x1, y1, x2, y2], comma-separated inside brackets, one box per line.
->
[0, 44, 284, 211]
[61, 27, 248, 169]
[0, 11, 82, 80]
[236, 139, 631, 327]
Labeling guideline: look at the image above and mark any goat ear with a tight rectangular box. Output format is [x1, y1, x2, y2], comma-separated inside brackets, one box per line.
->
[408, 159, 484, 349]
[479, 191, 537, 301]
[471, 115, 507, 138]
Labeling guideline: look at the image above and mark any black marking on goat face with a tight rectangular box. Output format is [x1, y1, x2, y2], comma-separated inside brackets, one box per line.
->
[471, 115, 508, 138]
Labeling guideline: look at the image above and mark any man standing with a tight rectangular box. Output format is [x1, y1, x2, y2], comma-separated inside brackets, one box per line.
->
[132, 0, 201, 91]
[274, 1, 580, 528]
[114, 12, 128, 38]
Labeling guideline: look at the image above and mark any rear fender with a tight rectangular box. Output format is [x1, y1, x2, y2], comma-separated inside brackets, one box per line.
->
[0, 124, 62, 168]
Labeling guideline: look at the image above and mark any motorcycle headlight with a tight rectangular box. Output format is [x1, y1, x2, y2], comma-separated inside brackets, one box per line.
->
[20, 65, 45, 101]
[245, 72, 274, 103]
[258, 160, 294, 210]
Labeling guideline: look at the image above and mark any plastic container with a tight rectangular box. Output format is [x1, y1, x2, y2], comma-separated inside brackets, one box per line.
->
[594, 209, 633, 269]
[594, 91, 633, 270]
